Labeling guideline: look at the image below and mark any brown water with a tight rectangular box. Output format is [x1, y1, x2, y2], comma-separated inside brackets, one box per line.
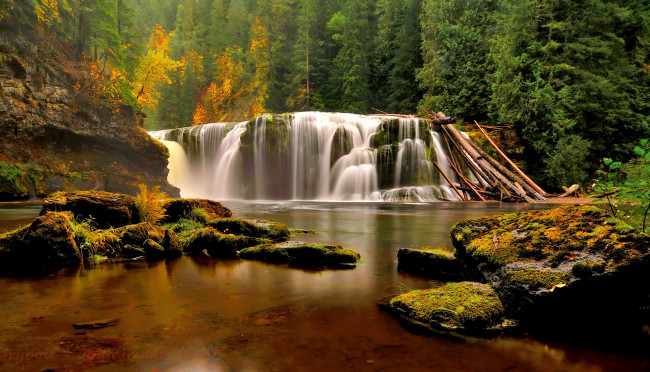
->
[0, 201, 648, 372]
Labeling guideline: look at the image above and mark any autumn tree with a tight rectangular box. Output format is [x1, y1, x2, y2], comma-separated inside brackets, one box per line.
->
[132, 25, 183, 110]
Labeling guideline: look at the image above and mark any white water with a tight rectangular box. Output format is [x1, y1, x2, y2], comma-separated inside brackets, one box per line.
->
[150, 112, 465, 202]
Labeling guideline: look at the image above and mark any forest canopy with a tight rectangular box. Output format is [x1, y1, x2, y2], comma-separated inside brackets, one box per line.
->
[3, 0, 650, 189]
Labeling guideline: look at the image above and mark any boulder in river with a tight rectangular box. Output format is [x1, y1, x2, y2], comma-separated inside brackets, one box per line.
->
[449, 204, 650, 324]
[181, 227, 270, 257]
[41, 191, 139, 229]
[0, 211, 81, 268]
[387, 282, 508, 335]
[238, 241, 361, 269]
[207, 218, 290, 242]
[161, 198, 233, 224]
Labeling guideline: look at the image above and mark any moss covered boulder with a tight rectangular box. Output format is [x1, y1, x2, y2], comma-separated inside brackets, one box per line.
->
[238, 241, 360, 269]
[41, 191, 139, 229]
[397, 248, 474, 281]
[450, 204, 650, 323]
[116, 223, 181, 259]
[161, 199, 233, 224]
[0, 212, 81, 268]
[388, 282, 507, 335]
[207, 218, 290, 242]
[182, 227, 270, 258]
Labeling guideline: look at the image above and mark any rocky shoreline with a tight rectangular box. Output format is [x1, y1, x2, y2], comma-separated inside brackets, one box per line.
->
[0, 191, 360, 271]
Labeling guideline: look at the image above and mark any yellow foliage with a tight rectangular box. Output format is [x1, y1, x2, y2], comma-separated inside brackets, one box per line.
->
[35, 0, 61, 26]
[132, 26, 183, 110]
[134, 184, 168, 224]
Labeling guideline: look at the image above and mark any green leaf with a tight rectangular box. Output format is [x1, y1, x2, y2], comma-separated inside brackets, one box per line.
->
[645, 152, 650, 162]
[641, 139, 648, 146]
[634, 146, 645, 156]
[603, 158, 613, 165]
[609, 161, 622, 170]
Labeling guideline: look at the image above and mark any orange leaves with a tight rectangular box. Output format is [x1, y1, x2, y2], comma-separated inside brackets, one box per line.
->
[192, 50, 264, 125]
[75, 58, 131, 114]
[35, 0, 61, 26]
[132, 26, 183, 110]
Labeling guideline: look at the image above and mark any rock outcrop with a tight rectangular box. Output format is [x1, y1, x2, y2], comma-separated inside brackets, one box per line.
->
[0, 15, 177, 200]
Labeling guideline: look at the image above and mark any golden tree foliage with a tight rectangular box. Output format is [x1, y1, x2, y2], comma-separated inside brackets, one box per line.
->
[35, 0, 61, 26]
[192, 50, 265, 124]
[73, 59, 134, 114]
[132, 26, 183, 110]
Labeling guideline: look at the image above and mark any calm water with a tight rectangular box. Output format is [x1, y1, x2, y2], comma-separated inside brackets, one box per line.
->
[0, 201, 648, 372]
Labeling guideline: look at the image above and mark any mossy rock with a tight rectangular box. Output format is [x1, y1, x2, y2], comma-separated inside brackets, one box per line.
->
[182, 227, 270, 258]
[41, 191, 139, 229]
[238, 241, 361, 269]
[388, 282, 506, 335]
[161, 199, 233, 224]
[0, 162, 29, 200]
[450, 204, 650, 325]
[213, 218, 291, 242]
[397, 248, 473, 281]
[0, 212, 81, 268]
[451, 204, 648, 273]
[116, 223, 180, 259]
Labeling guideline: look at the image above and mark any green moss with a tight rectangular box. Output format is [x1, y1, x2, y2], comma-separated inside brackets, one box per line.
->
[289, 228, 319, 235]
[182, 227, 269, 257]
[185, 207, 209, 224]
[451, 205, 647, 271]
[571, 261, 607, 278]
[501, 269, 571, 290]
[389, 282, 504, 330]
[238, 242, 360, 268]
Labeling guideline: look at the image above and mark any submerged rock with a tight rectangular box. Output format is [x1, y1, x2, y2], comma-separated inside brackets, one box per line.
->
[161, 199, 233, 224]
[388, 282, 507, 335]
[238, 241, 361, 269]
[41, 191, 139, 228]
[0, 212, 81, 268]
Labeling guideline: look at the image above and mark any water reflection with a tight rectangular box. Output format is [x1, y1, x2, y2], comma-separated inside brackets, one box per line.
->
[0, 202, 647, 372]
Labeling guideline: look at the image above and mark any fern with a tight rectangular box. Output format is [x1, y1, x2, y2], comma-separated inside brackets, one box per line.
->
[135, 184, 168, 224]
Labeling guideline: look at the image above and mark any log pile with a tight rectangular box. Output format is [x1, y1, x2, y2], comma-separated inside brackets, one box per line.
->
[431, 116, 547, 203]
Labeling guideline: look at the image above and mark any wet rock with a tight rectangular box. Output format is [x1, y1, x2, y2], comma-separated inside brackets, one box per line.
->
[397, 248, 474, 281]
[73, 318, 119, 329]
[41, 191, 139, 228]
[208, 218, 290, 242]
[0, 212, 81, 268]
[116, 222, 180, 259]
[388, 282, 507, 335]
[450, 204, 650, 324]
[182, 227, 270, 258]
[161, 199, 233, 224]
[238, 241, 361, 269]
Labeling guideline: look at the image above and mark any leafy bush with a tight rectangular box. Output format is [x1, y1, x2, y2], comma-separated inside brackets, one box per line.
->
[134, 184, 168, 224]
[593, 139, 650, 232]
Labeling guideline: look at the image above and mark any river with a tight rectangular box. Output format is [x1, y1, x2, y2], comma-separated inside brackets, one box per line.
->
[0, 201, 647, 371]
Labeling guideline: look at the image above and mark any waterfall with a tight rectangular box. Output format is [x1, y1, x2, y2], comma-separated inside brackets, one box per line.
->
[150, 112, 467, 202]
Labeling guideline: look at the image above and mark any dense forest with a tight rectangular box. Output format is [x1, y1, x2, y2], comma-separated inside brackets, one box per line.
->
[2, 0, 649, 189]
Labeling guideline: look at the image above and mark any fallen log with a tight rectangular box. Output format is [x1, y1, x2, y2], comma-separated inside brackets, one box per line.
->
[465, 138, 545, 201]
[432, 161, 466, 201]
[474, 121, 547, 196]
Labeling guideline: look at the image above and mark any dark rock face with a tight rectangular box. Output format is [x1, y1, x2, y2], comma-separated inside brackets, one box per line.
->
[41, 191, 139, 228]
[0, 26, 177, 200]
[0, 212, 81, 267]
[161, 199, 233, 224]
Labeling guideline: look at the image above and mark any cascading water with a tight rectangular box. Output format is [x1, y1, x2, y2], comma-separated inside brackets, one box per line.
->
[150, 112, 465, 202]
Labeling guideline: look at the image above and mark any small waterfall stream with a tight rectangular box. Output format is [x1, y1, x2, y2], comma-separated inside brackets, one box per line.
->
[150, 112, 464, 201]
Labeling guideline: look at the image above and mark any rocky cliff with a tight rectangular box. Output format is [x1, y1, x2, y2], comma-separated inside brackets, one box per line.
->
[0, 20, 177, 200]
